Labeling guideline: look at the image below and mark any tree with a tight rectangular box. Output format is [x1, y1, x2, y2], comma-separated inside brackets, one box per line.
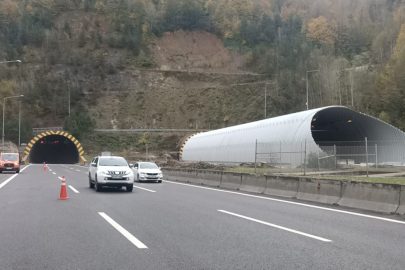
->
[78, 30, 86, 47]
[0, 0, 21, 26]
[307, 16, 336, 46]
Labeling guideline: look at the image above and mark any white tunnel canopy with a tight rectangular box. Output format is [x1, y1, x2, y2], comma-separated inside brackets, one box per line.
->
[182, 106, 405, 165]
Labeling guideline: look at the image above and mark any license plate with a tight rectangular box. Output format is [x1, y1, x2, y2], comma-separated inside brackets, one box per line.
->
[6, 168, 12, 170]
[112, 175, 121, 179]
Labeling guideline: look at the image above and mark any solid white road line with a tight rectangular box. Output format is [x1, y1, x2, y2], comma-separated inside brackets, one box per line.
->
[68, 185, 80, 193]
[218, 210, 332, 242]
[0, 165, 31, 190]
[163, 180, 405, 225]
[133, 185, 156, 193]
[98, 212, 148, 249]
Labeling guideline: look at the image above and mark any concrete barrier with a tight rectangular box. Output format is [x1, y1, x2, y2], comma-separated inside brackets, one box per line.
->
[188, 170, 222, 187]
[162, 169, 192, 182]
[239, 174, 266, 194]
[396, 186, 405, 215]
[296, 178, 342, 204]
[220, 172, 242, 190]
[338, 181, 401, 213]
[264, 176, 299, 198]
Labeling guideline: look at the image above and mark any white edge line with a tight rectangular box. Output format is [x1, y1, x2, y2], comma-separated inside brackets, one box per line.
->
[68, 185, 80, 193]
[163, 180, 405, 225]
[218, 210, 332, 242]
[98, 212, 148, 249]
[0, 165, 31, 190]
[133, 185, 156, 193]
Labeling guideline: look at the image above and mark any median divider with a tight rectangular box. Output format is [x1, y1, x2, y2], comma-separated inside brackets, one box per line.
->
[396, 186, 405, 215]
[264, 176, 299, 198]
[239, 174, 266, 194]
[220, 172, 242, 190]
[296, 178, 342, 205]
[337, 181, 401, 214]
[162, 168, 405, 215]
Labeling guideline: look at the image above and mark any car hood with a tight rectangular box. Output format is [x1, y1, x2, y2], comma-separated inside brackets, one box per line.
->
[138, 169, 162, 174]
[98, 166, 132, 173]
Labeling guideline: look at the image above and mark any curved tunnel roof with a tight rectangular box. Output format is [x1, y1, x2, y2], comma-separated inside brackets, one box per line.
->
[181, 106, 405, 164]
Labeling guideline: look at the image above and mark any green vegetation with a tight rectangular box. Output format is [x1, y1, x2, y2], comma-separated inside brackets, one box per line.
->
[1, 0, 405, 137]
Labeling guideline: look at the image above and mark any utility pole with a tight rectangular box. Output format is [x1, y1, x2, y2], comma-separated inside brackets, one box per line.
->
[2, 95, 24, 150]
[306, 70, 319, 110]
[264, 81, 277, 119]
[19, 101, 21, 146]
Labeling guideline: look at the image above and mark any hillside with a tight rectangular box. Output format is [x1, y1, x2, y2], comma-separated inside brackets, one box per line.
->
[1, 0, 405, 147]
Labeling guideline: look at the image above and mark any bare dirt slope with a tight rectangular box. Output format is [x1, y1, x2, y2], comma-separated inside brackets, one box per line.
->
[149, 30, 249, 72]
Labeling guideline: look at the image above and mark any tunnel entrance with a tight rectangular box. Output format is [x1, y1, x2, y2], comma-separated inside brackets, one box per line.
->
[28, 135, 80, 164]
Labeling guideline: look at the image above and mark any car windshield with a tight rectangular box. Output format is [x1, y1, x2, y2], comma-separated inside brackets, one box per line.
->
[1, 155, 18, 161]
[99, 158, 128, 166]
[140, 162, 158, 169]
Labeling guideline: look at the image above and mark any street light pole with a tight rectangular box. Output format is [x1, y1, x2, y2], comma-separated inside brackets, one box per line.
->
[306, 70, 319, 110]
[19, 101, 21, 146]
[2, 95, 24, 150]
[264, 82, 277, 119]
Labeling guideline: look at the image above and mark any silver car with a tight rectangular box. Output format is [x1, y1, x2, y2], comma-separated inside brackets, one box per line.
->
[132, 162, 163, 183]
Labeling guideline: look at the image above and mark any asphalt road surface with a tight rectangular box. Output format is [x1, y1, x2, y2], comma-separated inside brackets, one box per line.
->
[1, 164, 405, 270]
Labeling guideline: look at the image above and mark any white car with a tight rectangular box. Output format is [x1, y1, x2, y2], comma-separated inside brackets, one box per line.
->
[89, 156, 135, 192]
[132, 162, 163, 183]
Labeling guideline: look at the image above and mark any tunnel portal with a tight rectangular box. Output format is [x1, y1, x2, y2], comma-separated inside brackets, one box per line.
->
[25, 132, 83, 164]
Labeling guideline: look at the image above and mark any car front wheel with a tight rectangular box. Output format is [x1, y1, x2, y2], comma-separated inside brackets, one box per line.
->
[89, 173, 94, 188]
[95, 175, 102, 192]
[126, 185, 133, 192]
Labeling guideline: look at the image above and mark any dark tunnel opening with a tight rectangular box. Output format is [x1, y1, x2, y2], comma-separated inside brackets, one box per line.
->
[29, 135, 79, 164]
[310, 107, 405, 164]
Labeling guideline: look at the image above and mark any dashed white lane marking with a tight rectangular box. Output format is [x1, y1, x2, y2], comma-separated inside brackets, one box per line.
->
[98, 212, 148, 249]
[68, 185, 79, 193]
[70, 168, 74, 170]
[76, 170, 80, 172]
[0, 165, 31, 190]
[58, 177, 63, 181]
[52, 172, 56, 175]
[163, 180, 405, 225]
[133, 185, 156, 193]
[218, 210, 332, 242]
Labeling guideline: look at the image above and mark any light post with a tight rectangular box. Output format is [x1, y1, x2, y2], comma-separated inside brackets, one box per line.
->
[2, 95, 24, 150]
[306, 70, 319, 110]
[264, 82, 277, 119]
[19, 101, 21, 146]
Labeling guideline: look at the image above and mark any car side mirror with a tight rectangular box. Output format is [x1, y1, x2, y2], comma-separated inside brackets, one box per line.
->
[129, 164, 134, 168]
[159, 167, 161, 170]
[91, 163, 97, 167]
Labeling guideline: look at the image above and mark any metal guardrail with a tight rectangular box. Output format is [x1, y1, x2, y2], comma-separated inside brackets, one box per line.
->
[94, 129, 209, 133]
[33, 127, 63, 134]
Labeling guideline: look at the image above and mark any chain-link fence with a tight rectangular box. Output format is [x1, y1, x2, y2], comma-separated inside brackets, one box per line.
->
[254, 139, 405, 176]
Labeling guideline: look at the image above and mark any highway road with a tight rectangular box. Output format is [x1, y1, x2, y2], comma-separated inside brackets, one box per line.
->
[0, 164, 405, 270]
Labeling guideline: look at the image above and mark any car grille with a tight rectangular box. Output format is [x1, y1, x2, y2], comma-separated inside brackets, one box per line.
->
[147, 173, 158, 176]
[4, 163, 14, 168]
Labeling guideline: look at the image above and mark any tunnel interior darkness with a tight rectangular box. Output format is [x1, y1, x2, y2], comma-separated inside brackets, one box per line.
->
[29, 135, 79, 164]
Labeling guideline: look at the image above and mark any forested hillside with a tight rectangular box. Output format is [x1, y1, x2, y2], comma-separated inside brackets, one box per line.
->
[1, 0, 405, 142]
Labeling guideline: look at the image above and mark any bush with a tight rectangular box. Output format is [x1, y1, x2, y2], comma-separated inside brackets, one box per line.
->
[78, 31, 86, 47]
[63, 107, 95, 140]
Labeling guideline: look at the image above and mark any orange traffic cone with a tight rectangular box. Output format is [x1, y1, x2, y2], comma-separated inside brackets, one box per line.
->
[44, 162, 46, 172]
[57, 176, 69, 200]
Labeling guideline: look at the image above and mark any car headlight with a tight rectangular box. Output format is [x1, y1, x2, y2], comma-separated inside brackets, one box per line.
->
[0, 163, 3, 166]
[100, 171, 110, 175]
[140, 172, 146, 175]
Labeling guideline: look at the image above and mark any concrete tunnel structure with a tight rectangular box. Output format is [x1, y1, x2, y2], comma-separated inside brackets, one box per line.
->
[24, 131, 85, 164]
[181, 106, 405, 165]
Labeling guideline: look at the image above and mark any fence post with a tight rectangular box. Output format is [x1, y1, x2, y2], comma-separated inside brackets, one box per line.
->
[365, 137, 369, 177]
[254, 139, 257, 174]
[304, 140, 307, 176]
[279, 142, 282, 173]
[334, 144, 337, 170]
[375, 144, 378, 169]
[317, 146, 321, 171]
